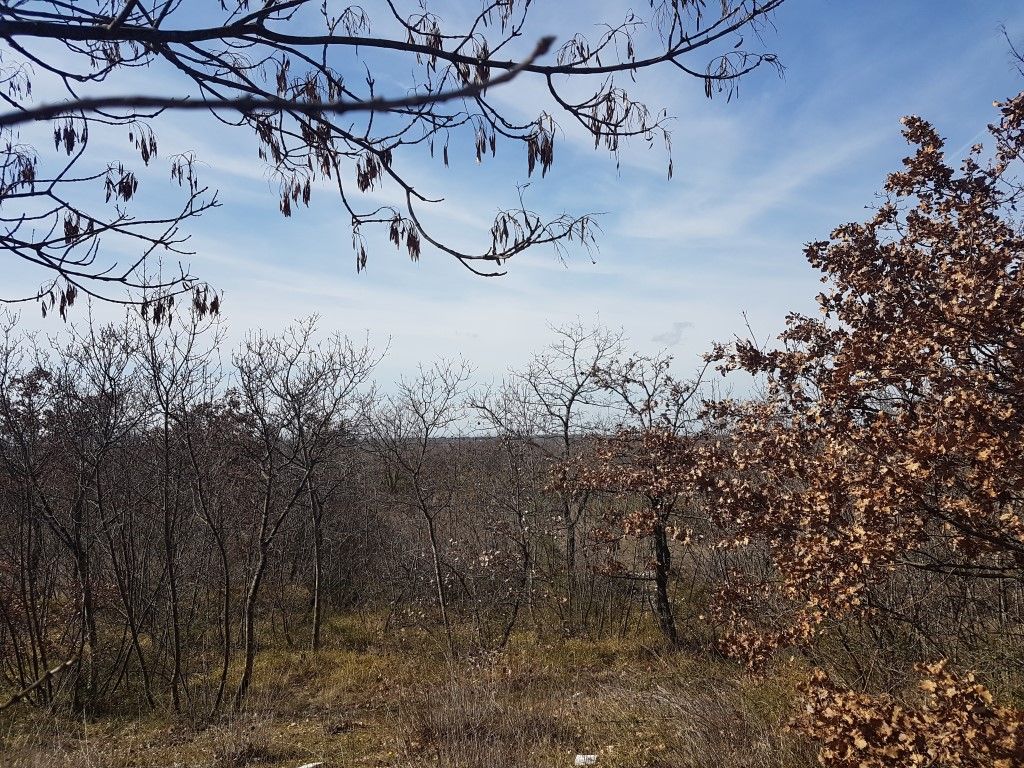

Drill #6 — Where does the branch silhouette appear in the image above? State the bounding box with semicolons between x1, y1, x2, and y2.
0;36;555;128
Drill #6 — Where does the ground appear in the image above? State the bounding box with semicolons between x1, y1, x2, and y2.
1;616;815;768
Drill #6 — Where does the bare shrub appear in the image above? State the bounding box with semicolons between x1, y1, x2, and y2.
207;712;279;768
393;668;569;767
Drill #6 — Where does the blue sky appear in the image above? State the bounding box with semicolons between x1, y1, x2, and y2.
9;0;1024;386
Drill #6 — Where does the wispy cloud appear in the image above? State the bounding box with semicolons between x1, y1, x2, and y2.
652;321;694;347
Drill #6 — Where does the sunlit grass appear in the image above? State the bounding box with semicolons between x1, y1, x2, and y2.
2;615;815;768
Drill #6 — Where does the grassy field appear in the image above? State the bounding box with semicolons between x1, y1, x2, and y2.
1;616;815;768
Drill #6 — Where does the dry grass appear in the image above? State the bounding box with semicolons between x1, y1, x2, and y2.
393;670;570;767
581;673;813;767
387;638;813;768
1;621;815;768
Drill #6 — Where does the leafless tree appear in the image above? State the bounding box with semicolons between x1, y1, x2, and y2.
588;352;709;645
370;358;472;656
489;321;623;633
255;318;378;650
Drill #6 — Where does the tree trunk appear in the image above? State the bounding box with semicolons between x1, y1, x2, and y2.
652;514;678;646
76;550;100;706
211;529;231;717
424;513;454;657
234;552;267;711
308;483;323;651
162;419;184;712
563;501;577;635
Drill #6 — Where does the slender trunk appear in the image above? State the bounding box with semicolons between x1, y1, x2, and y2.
308;483;323;651
563;500;577;635
561;423;578;636
77;549;99;704
518;512;534;632
20;509;47;704
424;513;454;657
211;529;231;717
652;513;678;646
234;551;267;711
72;470;98;710
162;417;183;712
101;473;156;710
108;544;156;709
181;413;230;716
235;467;308;710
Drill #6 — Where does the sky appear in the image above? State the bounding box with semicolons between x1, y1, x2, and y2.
7;0;1024;387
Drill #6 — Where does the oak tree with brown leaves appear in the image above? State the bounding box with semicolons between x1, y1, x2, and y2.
698;89;1024;668
650;86;1024;765
792;661;1024;768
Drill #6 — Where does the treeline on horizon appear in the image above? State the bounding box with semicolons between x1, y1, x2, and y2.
3;91;1024;767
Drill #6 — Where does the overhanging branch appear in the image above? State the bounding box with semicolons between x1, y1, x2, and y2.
0;36;555;128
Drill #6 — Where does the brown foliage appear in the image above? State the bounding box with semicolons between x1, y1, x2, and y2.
792;661;1024;767
700;90;1024;664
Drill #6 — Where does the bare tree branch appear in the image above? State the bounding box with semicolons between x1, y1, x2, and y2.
0;36;555;128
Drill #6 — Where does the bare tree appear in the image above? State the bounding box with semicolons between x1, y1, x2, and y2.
370;358;472;656
231;325;306;707
136;308;222;711
496;321;623;633
0;312;150;708
469;379;551;639
585;352;709;645
254;319;379;650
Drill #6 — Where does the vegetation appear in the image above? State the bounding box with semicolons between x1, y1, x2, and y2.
2;621;813;768
2;3;1024;768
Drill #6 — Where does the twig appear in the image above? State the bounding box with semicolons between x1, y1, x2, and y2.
0;657;77;712
107;0;139;31
0;36;555;128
